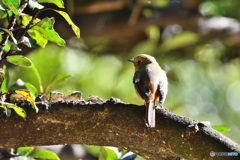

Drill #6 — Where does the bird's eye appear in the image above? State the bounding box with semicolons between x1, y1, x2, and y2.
137;60;141;64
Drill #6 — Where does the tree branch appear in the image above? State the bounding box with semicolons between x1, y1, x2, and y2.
0;98;239;159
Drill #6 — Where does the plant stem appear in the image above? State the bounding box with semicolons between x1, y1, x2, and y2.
31;64;43;94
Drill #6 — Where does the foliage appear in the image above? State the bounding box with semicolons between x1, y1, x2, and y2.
0;101;26;119
0;0;80;61
6;54;71;95
0;65;6;93
0;0;78;119
0;70;36;120
0;48;71;120
15;89;38;112
0;1;78;158
44;73;71;94
16;146;60;160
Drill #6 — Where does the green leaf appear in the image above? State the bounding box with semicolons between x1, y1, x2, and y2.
23;16;66;47
22;15;53;48
15;89;38;113
2;102;26;120
8;55;43;93
0;31;2;41
0;3;13;18
27;29;48;48
50;73;71;86
28;149;60;160
24;82;38;97
33;26;65;46
52;10;80;38
7;55;32;68
17;147;34;156
21;14;32;26
44;73;71;94
0;11;6;18
28;0;44;9
36;17;55;28
0;28;17;44
3;40;11;52
21;14;40;27
212;125;230;133
38;0;64;8
0;10;12;19
99;147;118;160
2;0;20;9
4;3;18;15
2;0;20;15
29;17;66;46
0;68;5;89
0;10;6;18
0;65;7;93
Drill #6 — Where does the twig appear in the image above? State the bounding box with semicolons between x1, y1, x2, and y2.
0;50;12;64
0;2;27;63
0;15;17;60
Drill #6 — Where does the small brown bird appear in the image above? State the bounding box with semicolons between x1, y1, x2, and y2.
128;54;168;128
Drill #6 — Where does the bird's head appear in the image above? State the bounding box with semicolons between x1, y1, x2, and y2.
128;54;157;71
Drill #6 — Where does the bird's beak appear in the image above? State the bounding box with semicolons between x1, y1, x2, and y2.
128;59;133;63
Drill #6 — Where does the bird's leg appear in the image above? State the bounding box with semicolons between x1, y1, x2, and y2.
158;102;164;109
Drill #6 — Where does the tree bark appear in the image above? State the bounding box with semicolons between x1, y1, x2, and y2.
0;98;239;160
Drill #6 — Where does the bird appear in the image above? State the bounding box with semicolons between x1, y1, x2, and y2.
128;54;168;128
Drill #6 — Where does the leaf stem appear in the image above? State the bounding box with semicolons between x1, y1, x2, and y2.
31;64;43;93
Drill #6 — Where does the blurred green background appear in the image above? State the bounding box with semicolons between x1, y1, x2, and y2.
5;0;240;159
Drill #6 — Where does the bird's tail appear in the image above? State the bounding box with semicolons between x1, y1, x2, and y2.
145;101;155;128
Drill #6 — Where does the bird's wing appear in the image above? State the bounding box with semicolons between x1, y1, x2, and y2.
133;75;151;101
